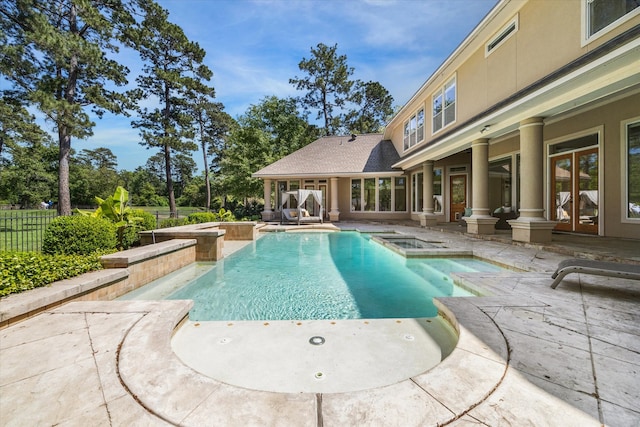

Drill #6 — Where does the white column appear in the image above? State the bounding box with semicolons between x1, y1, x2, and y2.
260;179;274;221
329;177;340;222
509;117;556;242
420;161;437;227
465;139;498;234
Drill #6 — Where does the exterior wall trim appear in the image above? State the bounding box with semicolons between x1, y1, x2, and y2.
392;24;640;169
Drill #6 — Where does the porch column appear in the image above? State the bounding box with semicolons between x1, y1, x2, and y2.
329;177;340;222
260;179;275;221
420;161;437;227
465;139;498;234
508;117;556;242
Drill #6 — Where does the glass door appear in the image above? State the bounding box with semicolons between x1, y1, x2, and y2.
449;175;466;222
575;148;598;234
551;154;573;232
550;148;598;234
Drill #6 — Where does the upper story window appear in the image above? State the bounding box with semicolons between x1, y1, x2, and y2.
485;15;518;57
432;77;456;134
403;107;425;151
584;0;640;43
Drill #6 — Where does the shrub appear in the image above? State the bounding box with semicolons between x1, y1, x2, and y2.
0;251;104;297
159;217;189;228
187;212;217;224
121;209;157;249
42;215;117;255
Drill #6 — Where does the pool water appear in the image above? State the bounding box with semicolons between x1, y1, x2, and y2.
128;232;502;321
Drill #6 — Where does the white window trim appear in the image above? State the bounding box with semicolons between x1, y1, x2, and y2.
403;107;425;152
581;0;640;47
351;176;407;212
485;15;519;57
621;116;640;223
432;75;457;136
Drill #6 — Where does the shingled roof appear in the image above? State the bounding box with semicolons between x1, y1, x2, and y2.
253;133;401;178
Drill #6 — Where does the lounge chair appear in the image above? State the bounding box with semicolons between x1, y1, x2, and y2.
281;208;323;225
550;258;640;289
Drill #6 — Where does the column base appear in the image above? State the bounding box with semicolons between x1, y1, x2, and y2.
260;210;275;221
420;214;438;227
329;211;340;222
464;217;499;235
508;219;557;243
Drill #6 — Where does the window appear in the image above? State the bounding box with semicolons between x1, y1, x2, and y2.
395;177;407;211
433;169;443;213
486;16;518;56
417;109;424;143
412;172;424;213
351;176;407;212
351;179;361;211
625;119;640;220
403;108;425;151
289;180;299;208
379;178;391;211
489;158;512;210
364;178;376;211
585;0;640;41
433;77;456;133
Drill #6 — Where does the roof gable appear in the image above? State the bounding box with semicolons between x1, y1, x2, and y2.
253;134;400;177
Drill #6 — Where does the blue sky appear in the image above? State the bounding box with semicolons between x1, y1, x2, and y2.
37;0;499;171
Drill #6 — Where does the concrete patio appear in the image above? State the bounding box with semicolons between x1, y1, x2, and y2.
0;223;638;426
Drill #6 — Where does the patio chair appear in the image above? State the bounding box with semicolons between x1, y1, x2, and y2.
550;258;640;289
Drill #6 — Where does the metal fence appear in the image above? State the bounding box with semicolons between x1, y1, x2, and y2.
0;211;58;252
0;209;204;252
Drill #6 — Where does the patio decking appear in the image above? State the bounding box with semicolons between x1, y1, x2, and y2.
0;223;638;426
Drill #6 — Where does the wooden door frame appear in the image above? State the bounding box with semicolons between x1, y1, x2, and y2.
449;174;467;222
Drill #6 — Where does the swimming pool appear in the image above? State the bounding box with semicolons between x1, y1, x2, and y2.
121;232;503;321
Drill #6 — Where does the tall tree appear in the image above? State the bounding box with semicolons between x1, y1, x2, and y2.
289;43;354;136
190;95;234;209
218;97;320;202
129;1;214;216
0;0;136;215
346;81;394;134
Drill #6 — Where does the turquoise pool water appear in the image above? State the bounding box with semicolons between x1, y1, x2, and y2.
130;232;501;321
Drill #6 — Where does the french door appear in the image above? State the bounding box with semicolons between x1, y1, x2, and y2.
550;148;598;234
449;175;467;222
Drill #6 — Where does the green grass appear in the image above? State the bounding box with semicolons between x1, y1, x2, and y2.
0;207;207;252
0;210;57;252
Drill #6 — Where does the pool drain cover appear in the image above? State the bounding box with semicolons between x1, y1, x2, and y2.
309;336;325;345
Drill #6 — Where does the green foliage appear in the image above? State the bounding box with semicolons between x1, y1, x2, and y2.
159;217;189;228
77;186;144;250
129;0;215;215
290;43;355;135
42;216;117;255
121;209;157;249
0;0;138;214
0;251;103;297
187;212;217;224
345;81;394;134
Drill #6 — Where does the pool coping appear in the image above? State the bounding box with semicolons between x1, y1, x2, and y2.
53;295;509;425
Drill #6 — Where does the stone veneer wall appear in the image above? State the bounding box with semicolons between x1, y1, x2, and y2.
0;239;197;328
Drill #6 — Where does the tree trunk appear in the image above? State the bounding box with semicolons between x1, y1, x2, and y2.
165;143;176;217
57;126;72;215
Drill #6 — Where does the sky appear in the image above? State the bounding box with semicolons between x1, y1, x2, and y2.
25;0;499;172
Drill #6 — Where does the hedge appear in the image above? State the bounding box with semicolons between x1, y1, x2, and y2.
0;251;104;297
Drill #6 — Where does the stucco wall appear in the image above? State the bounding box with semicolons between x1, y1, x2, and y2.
544;92;640;239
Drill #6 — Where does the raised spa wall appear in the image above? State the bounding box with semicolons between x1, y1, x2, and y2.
0;221;259;328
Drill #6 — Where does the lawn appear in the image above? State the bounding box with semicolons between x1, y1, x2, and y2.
0;209;57;252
